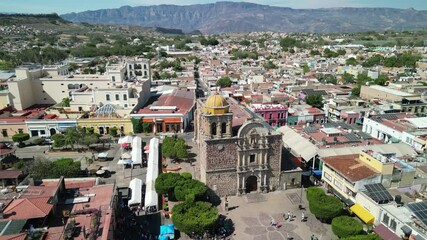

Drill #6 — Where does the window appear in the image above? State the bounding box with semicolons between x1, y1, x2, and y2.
334;179;343;189
62;91;65;93
211;122;217;136
323;172;332;181
115;94;120;100
78;107;83;111
249;154;256;163
41;84;44;86
43;98;47;100
269;113;272;119
18;129;23;133
389;219;397;231
123;94;127;100
40;130;46;135
1;129;7;137
61;83;64;86
124;104;128;108
221;122;227;134
112;76;116;82
106;94;110;101
382;214;389;225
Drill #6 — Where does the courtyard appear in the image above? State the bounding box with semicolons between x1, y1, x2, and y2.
220;189;336;240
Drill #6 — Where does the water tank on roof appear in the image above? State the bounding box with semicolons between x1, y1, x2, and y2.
395;195;402;205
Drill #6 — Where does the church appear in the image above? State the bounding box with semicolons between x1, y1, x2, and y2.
194;94;283;196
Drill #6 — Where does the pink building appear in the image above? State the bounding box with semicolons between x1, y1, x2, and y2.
250;103;288;127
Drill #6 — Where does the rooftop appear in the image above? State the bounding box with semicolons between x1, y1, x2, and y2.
137;89;195;115
322;154;379;182
369;85;415;97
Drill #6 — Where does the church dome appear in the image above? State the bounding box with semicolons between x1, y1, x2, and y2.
206;95;228;108
203;94;229;114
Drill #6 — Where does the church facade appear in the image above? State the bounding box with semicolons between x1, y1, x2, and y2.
194;95;282;196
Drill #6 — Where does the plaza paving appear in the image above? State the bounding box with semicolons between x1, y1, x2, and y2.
221;190;336;240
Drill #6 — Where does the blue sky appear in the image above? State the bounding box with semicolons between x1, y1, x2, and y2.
3;0;427;14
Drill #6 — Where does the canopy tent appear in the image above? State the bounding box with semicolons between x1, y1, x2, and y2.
277;126;318;162
118;135;133;145
97;152;108;158
128;178;143;206
121;152;132;159
131;136;142;166
117;159;133;165
159;224;175;240
145;138;160;209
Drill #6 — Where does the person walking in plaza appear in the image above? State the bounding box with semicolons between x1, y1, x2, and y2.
301;211;305;222
287;211;291;221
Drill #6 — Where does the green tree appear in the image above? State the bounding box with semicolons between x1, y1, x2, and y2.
12;133;30;146
301;64;310;73
263;61;277;70
80;134;99;149
346;57;358;66
155;172;185;196
216;77;232;88
280;37;297;50
61;98;70;107
109;127;118;137
30;158;83;179
142;122;153;133
172;201;219;235
374;74;388;86
341;73;355;84
64;128;80;150
332;216;363;238
310;50;321;56
305;95;323;109
239;39;251;46
131;118;143;133
175;179;208;202
51;133;65;148
0;60;13;70
152;71;161;80
351;85;361;97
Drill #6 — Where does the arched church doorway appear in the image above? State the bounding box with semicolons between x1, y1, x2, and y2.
246;176;258;193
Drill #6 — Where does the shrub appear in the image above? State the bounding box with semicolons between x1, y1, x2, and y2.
307;187;343;222
332;216;363;238
31;137;45;145
341;234;381;240
12;133;30;143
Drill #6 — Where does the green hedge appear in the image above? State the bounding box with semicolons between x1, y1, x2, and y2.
307;187;344;222
340;234;381;240
332;216;363;238
155;172;184;195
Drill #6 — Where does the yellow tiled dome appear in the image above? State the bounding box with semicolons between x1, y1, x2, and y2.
206;95;228;108
203;95;229;114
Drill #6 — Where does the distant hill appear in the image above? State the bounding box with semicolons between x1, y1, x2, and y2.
61;2;427;34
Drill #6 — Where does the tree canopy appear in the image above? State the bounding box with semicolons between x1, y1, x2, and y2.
30;158;83;180
305;94;323;109
172;201;219;235
155;172;185;196
174;179;208;202
12;133;30;144
216;77;232;88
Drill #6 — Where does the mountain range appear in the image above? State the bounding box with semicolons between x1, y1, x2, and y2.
61;1;427;34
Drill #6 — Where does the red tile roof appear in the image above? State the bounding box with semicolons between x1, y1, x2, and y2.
322;154;379;182
3;197;52;220
137;89;195;115
0;233;26;240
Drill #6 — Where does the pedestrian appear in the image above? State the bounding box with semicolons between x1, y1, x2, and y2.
271;219;276;226
287;211;291;220
287;233;291;240
311;234;315;240
301;212;305;222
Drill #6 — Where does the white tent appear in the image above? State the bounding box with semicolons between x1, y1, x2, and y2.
128;178;143;206
145;138;159;209
118;135;133;145
131;136;142;166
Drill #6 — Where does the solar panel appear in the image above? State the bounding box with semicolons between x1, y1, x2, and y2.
365;183;394;204
344;133;360;142
408;201;427;227
323;123;337;128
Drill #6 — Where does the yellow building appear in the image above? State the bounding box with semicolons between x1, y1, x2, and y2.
359;150;394;175
76;105;131;135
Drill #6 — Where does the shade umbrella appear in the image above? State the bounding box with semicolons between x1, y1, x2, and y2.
117;159;133;165
144;145;150;150
101;166;109;171
96;170;105;175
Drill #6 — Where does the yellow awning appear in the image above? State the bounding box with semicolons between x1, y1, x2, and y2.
350;203;374;224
